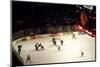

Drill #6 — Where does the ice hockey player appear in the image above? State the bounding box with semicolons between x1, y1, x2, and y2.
26;54;31;63
72;32;76;39
18;44;22;54
60;40;63;46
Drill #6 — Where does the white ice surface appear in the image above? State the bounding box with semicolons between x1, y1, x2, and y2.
12;32;95;65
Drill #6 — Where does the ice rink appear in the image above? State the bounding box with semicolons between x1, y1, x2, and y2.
12;32;96;65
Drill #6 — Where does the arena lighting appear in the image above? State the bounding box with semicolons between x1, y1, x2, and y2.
94;17;96;19
79;7;82;9
84;5;93;10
